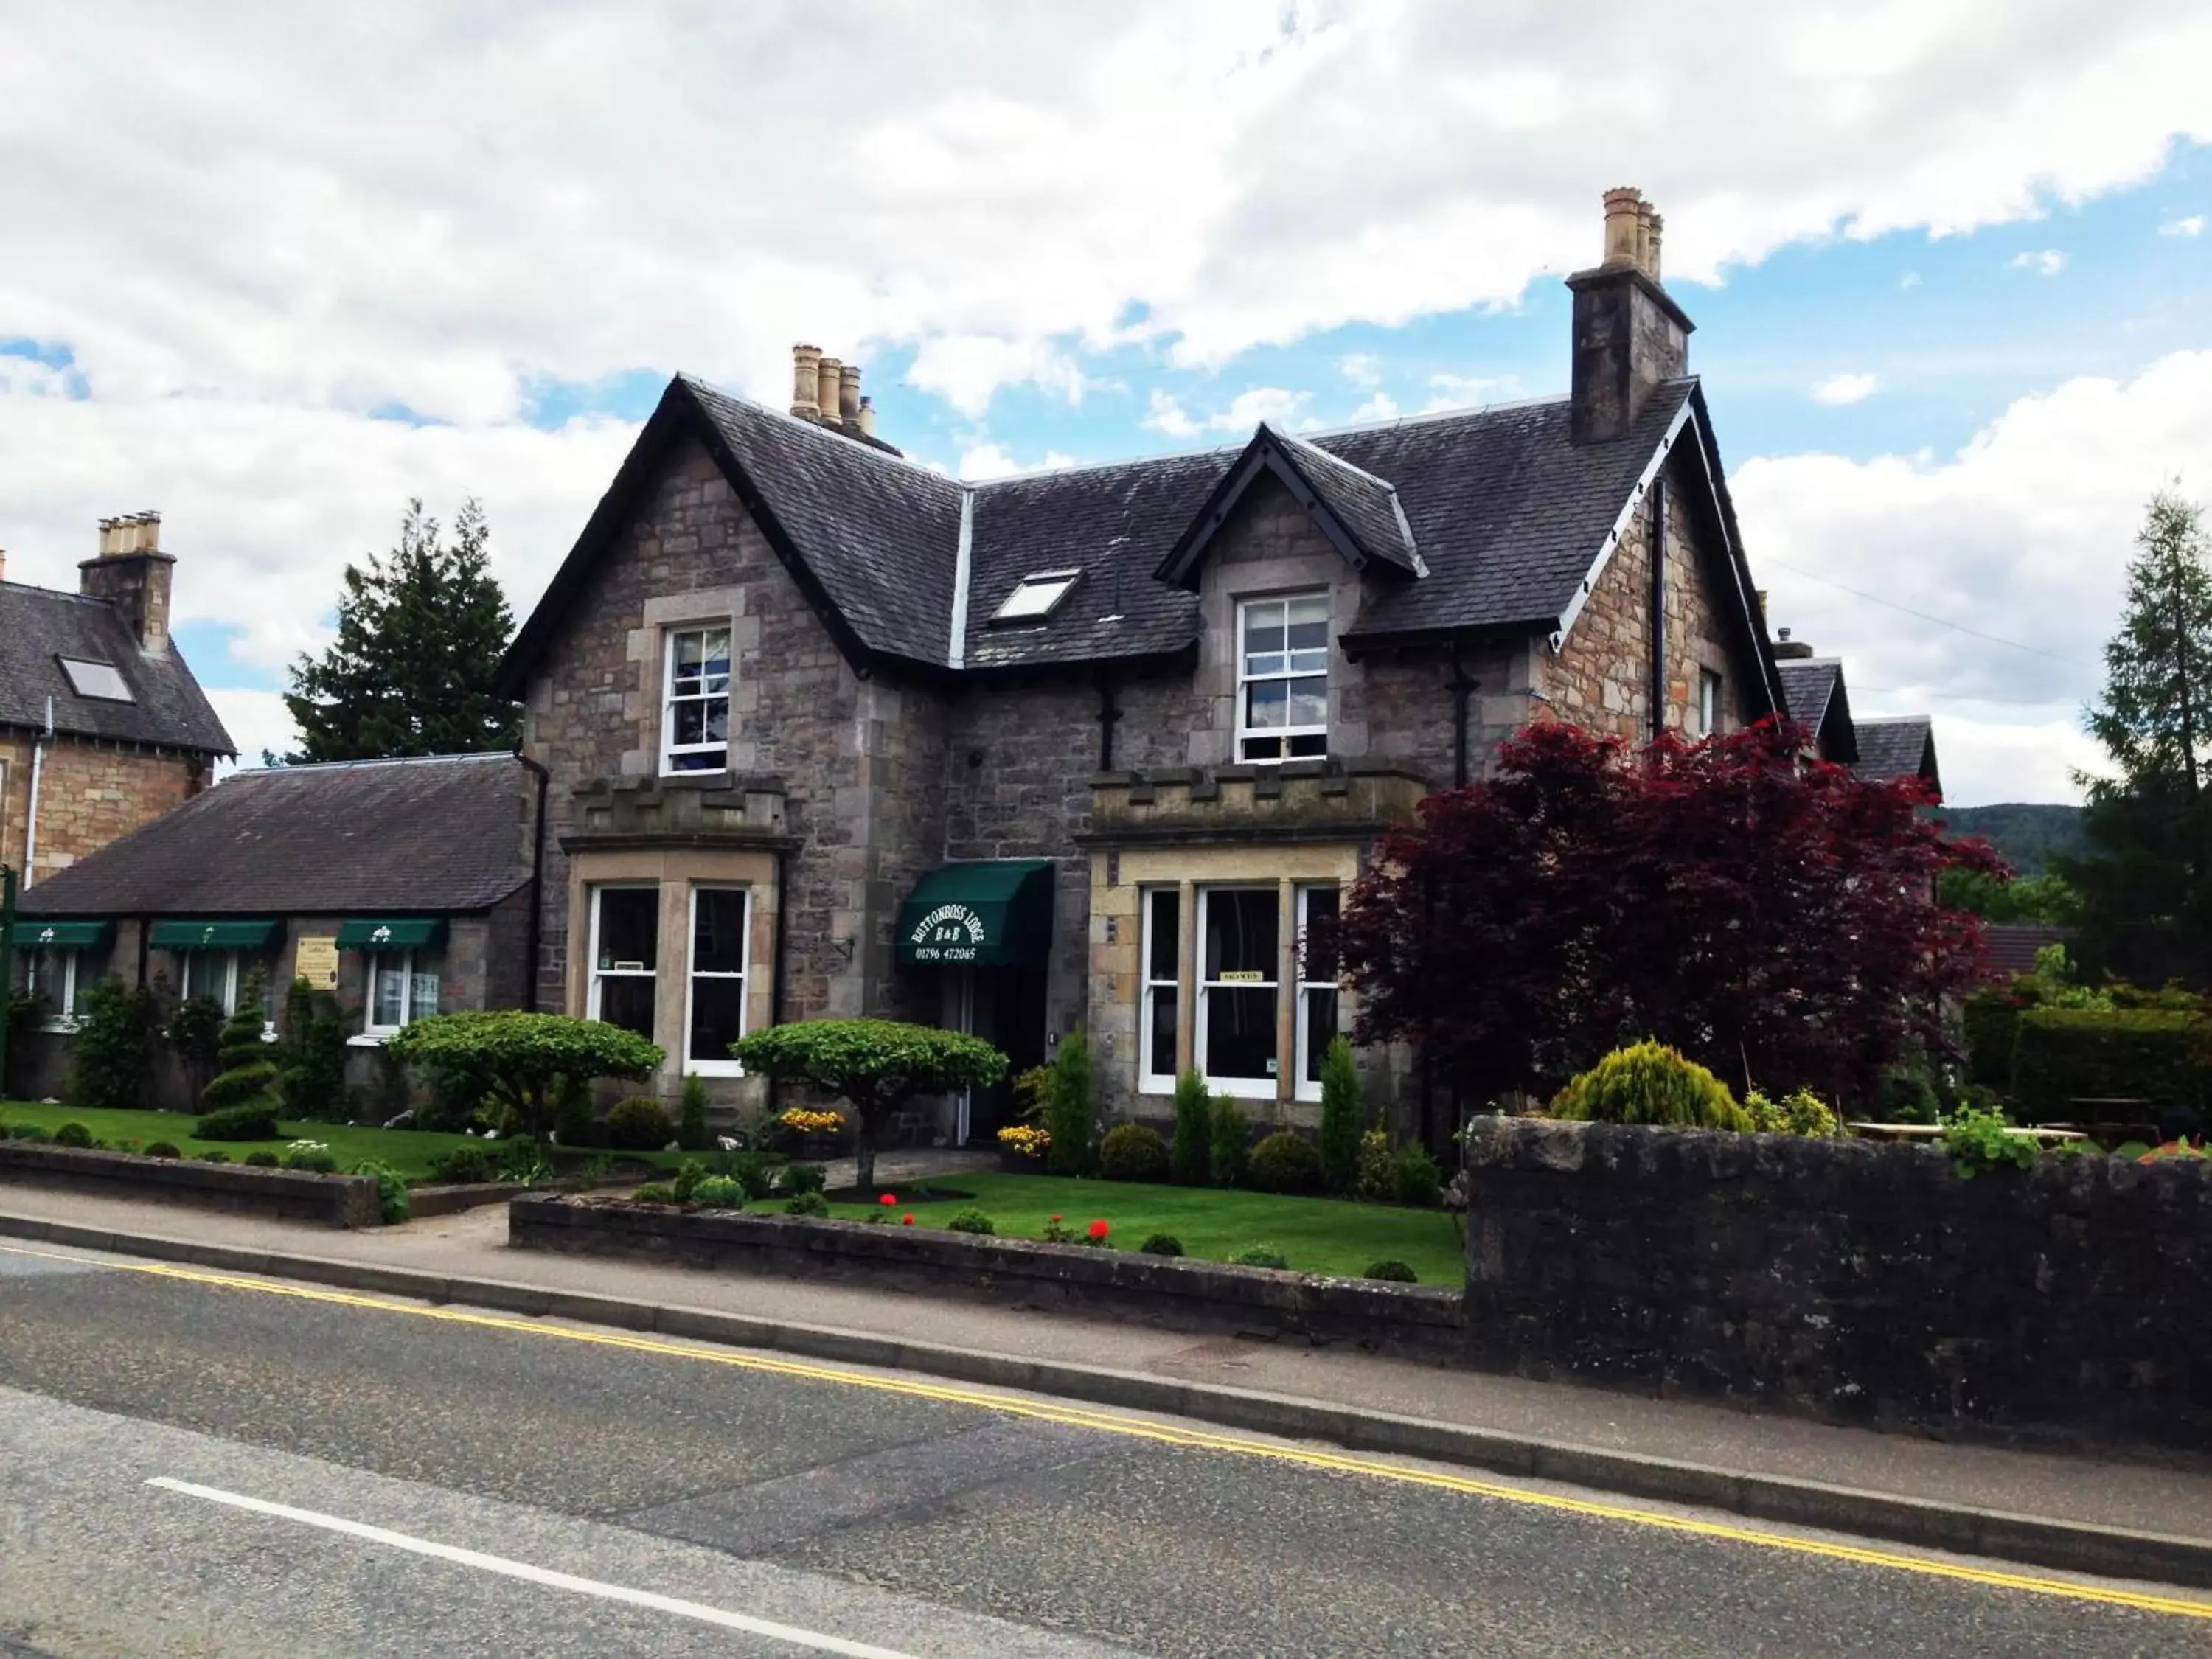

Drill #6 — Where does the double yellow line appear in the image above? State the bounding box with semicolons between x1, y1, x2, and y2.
12;1241;2212;1624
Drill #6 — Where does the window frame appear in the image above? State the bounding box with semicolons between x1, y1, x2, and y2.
587;883;661;1040
179;949;241;1017
659;625;733;776
1293;884;1341;1103
1235;592;1331;763
683;885;750;1078
25;947;80;1030
1194;885;1281;1100
363;948;440;1037
1697;669;1723;738
1139;888;1180;1093
990;568;1082;625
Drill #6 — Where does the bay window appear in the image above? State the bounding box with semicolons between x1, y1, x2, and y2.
589;886;658;1040
686;886;748;1074
1197;886;1280;1096
1237;593;1329;762
1140;888;1180;1091
1295;885;1341;1100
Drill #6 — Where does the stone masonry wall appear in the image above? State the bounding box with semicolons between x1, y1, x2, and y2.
1545;456;1748;740
0;733;206;886
1463;1116;2212;1450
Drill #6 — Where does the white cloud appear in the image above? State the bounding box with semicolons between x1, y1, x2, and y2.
2160;213;2206;237
1810;372;1879;405
1339;352;1381;386
1141;389;1200;437
2011;248;2067;276
1898;271;1922;289
1926;714;2104;807
1736;349;2212;804
1208;386;1309;430
1349;391;1399;422
956;442;1077;481
1423;372;1523;413
205;687;299;770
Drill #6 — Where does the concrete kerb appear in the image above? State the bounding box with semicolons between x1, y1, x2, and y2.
2;1207;2208;1593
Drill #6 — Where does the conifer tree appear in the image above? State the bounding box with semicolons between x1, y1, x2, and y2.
202;971;278;1111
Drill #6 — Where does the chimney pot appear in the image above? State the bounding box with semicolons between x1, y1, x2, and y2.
838;363;863;423
790;343;823;419
1602;187;1645;267
1567;187;1691;444
815;356;842;425
857;394;876;439
1641;208;1664;282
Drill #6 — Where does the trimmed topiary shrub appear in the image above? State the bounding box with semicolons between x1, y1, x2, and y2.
201;971;279;1116
1248;1130;1321;1194
1747;1088;1841;1136
1551;1040;1751;1131
1363;1259;1418;1282
198;1150;231;1164
1044;1029;1094;1176
243;1150;280;1167
1097;1121;1169;1183
691;1175;743;1208
1388;1143;1443;1207
195;1104;281;1141
143;1141;181;1159
1208;1093;1249;1186
1317;1034;1362;1194
51;1121;95;1149
947;1207;995;1234
678;1073;712;1152
278;978;350;1122
1169;1069;1211;1185
1230;1243;1288;1270
2011;1006;2212;1124
388;1010;664;1141
1352;1127;1394;1202
784;1189;829;1217
605;1095;676;1151
1139;1231;1185;1256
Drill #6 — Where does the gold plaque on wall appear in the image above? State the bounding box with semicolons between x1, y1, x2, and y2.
294;936;339;992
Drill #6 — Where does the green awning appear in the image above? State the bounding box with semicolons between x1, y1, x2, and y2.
896;860;1054;967
149;919;280;951
335;918;448;950
5;919;113;949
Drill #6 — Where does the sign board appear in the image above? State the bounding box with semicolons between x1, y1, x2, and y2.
907;902;987;964
294;936;339;992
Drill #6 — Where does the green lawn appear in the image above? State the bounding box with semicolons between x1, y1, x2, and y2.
822;1171;1465;1285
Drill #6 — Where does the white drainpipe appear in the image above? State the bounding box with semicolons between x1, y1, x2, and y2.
23;696;52;888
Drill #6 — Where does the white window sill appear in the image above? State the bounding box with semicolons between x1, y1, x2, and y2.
686;1060;744;1078
1138;1076;1179;1097
1205;1076;1279;1101
38;1020;80;1035
349;1032;397;1047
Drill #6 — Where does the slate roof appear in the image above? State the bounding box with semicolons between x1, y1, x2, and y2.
18;752;532;917
1980;923;2073;981
502;373;1765;702
1776;658;1858;764
0;582;233;754
1852;716;1940;795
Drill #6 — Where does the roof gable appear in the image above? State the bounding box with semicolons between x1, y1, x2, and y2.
1777;658;1858;763
0;582;233;754
1853;716;1940;798
1155;424;1424;591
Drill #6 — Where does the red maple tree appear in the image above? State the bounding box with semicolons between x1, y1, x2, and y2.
1330;719;2000;1117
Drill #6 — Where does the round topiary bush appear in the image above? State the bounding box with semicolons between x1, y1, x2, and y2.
605;1095;677;1151
1230;1242;1289;1269
51;1121;95;1149
195;1104;281;1141
243;1150;280;1167
1247;1130;1321;1194
784;1189;830;1217
1551;1040;1751;1131
1139;1231;1185;1256
691;1175;743;1208
1096;1122;1170;1183
143;1141;181;1159
428;1145;496;1186
946;1207;995;1234
198;1150;231;1164
1363;1259;1419;1283
629;1181;678;1203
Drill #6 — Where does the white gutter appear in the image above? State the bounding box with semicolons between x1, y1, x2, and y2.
23;695;52;888
947;488;975;669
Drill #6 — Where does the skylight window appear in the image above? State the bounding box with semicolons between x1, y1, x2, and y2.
990;569;1081;624
58;657;133;703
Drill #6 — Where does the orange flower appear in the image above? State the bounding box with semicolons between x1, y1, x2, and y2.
880;1192;897;1206
1088;1219;1110;1240
902;1213;916;1225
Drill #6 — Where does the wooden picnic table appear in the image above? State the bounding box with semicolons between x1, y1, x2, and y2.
1846;1121;2087;1144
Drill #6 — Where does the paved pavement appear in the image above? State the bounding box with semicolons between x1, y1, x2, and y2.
2;1235;2208;1658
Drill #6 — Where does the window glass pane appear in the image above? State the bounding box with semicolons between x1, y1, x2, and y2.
411;964;440;1020
673;701;708;745
1242;602;1285;661
1204;889;1278;981
372;958;406;1028
1287;677;1327;727
598;976;655;1040
699;629;731;680
674;630;706;675
689;975;746;1063
702;700;728;742
1304;987;1339;1082
597;889;658;970
1241;734;1284;761
1300;887;1340;981
1287;732;1327;757
1286;593;1331;630
1206;986;1277;1079
692;890;747;975
1147;986;1179;1078
1245;678;1288;730
1146;889;1179;981
668;749;722;773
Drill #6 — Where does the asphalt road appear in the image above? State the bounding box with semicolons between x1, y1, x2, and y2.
0;1241;2205;1658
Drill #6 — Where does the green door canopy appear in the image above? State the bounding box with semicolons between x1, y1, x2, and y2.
5;919;113;949
149;919;280;951
335;918;448;950
897;860;1055;967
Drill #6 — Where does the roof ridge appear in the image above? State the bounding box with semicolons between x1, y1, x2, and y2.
1304;390;1571;443
965;437;1245;490
678;375;960;493
234;751;515;776
0;580;116;607
1270;424;1402;494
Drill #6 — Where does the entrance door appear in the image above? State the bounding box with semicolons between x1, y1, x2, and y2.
947;965;1047;1144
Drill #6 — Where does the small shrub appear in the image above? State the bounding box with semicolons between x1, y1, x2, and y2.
1045;1030;1094;1175
1248;1130;1321;1194
1009;1063;1055;1121
1097;1121;1169;1183
1363;1259;1419;1283
143;1141;181;1159
1551;1041;1750;1131
1169;1070;1211;1184
553;1077;599;1149
1040;1214;1077;1244
51;1121;95;1149
671;1158;709;1202
496;1135;552;1186
1388;1143;1443;1207
277;979;349;1122
1317;1035;1363;1194
1139;1231;1184;1256
195;1103;280;1142
67;977;161;1110
678;1074;712;1152
691;1175;743;1208
630;1181;678;1203
352;1161;409;1223
776;1161;827;1197
783;1189;829;1217
1938;1105;2038;1178
428;1145;496;1186
1352;1127;1394;1202
1208;1094;1250;1186
946;1208;996;1234
283;1139;338;1173
1747;1088;1841;1137
719;1149;776;1200
1230;1243;1288;1270
198;1150;231;1164
605;1095;676;1151
1874;1062;1941;1125
243;1150;280;1168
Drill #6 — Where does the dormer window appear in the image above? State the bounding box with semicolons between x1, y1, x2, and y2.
991;569;1080;624
58;657;133;703
661;627;731;774
1237;593;1329;761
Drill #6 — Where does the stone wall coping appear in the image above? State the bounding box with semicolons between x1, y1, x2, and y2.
574;773;789;799
1091;759;1431;790
0;1141;383;1228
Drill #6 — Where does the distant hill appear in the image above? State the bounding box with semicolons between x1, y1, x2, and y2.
1929;803;2087;877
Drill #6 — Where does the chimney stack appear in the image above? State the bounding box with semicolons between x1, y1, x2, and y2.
815;356;843;426
79;509;175;653
1566;187;1692;445
856;395;876;439
1773;627;1816;661
838;362;863;425
790;343;823;419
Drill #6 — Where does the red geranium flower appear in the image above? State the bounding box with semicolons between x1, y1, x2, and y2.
1088;1219;1110;1240
902;1213;916;1225
1049;1214;1063;1222
880;1192;897;1206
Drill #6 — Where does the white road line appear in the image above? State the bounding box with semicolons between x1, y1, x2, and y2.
145;1477;925;1658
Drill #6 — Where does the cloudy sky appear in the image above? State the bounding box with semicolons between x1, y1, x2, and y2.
4;1;2210;803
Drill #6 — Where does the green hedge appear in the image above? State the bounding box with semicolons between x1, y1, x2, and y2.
2010;1007;2212;1124
1961;988;2026;1090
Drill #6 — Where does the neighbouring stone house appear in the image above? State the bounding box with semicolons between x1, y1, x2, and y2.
1773;634;1941;797
8;753;538;1110
497;189;1816;1147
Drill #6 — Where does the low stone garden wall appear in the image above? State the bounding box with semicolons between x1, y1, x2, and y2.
1461;1116;2212;1451
0;1141;383;1228
509;1196;1462;1358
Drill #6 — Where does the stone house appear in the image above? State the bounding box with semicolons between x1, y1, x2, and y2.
497;189;1804;1147
1774;636;1941;798
9;753;538;1109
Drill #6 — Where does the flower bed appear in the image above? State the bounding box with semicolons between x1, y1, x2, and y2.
0;1138;383;1228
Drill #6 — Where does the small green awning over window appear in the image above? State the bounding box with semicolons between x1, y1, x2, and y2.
149;919;280;951
896;860;1054;967
5;919;113;949
335;918;448;950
